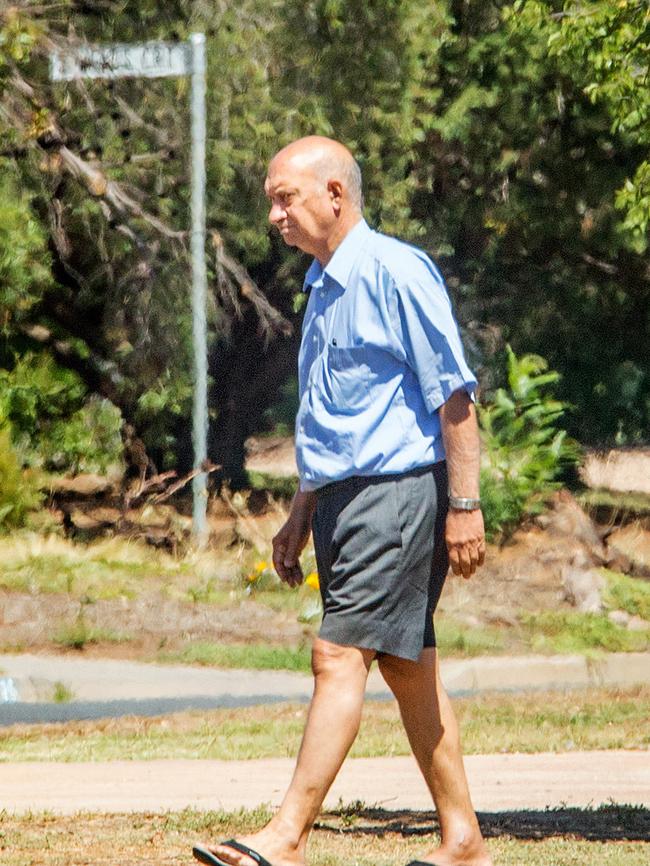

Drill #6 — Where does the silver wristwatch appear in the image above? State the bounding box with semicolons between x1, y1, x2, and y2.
448;495;482;511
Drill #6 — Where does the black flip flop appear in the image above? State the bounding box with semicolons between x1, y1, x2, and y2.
405;861;442;866
193;840;274;866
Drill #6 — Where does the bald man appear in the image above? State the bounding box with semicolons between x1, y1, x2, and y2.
193;137;492;866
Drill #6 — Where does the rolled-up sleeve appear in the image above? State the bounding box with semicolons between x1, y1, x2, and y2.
394;263;477;414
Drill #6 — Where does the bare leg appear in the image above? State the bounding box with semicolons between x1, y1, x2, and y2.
377;648;492;866
201;638;375;866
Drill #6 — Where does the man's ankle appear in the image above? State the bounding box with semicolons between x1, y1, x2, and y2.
441;823;487;854
265;814;308;852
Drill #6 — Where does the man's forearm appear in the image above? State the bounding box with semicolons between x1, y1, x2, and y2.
292;489;317;521
438;389;480;498
438;389;485;579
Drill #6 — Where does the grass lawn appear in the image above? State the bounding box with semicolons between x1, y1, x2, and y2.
157;641;313;672
0;805;647;865
1;686;648;762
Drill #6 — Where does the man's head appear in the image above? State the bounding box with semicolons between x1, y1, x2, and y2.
264;136;363;263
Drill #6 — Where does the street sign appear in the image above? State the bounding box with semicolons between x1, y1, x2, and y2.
50;40;190;81
49;34;210;543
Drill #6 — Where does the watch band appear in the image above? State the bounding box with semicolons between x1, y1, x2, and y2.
448;495;482;511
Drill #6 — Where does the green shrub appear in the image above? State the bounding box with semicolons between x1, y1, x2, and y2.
0;424;42;530
0;163;53;321
44;396;123;473
479;347;580;538
0;353;122;472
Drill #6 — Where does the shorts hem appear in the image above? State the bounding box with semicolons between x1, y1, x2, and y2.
317;623;434;662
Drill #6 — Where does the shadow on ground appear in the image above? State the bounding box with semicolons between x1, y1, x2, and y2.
317;804;650;842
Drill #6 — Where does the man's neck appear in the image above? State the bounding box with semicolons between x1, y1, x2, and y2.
315;213;363;266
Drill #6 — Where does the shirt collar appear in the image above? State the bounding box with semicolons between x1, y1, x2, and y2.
302;219;372;291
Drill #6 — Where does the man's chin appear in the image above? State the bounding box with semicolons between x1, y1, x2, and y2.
278;227;311;253
279;229;299;248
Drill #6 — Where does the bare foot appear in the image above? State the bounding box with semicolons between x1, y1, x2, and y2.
196;825;305;866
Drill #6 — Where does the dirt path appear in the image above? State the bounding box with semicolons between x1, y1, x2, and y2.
3;751;649;815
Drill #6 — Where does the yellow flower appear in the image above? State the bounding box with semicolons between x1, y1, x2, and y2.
255;560;268;573
246;572;257;583
305;572;320;591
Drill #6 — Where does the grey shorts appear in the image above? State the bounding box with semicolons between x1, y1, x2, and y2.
311;461;449;661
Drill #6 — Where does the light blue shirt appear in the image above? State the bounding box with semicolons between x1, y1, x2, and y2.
296;219;477;491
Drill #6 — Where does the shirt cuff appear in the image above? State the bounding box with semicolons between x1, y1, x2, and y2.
422;374;478;414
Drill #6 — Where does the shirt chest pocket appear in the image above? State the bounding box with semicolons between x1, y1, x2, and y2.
320;345;371;414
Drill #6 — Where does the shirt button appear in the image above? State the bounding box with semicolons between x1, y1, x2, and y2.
313;335;318;342
320;290;325;298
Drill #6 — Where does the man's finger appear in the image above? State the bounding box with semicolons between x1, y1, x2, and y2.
457;546;472;579
284;548;298;568
477;541;486;567
273;541;291;583
272;542;285;568
448;546;462;576
284;562;303;588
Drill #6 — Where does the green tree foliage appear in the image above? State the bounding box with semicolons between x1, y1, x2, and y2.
0;166;53;342
533;0;650;252
0;353;122;472
479;347;580;538
273;0;450;239
417;0;649;444
0;424;42;530
0;0;648;488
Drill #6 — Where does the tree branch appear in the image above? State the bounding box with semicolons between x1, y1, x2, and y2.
56;145;186;240
6;65;292;346
210;230;293;340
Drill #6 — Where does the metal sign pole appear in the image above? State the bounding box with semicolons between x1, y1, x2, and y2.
189;33;208;543
49;34;209;542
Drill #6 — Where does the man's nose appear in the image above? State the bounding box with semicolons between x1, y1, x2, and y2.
268;202;286;225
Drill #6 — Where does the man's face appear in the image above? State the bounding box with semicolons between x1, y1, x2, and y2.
264;155;334;257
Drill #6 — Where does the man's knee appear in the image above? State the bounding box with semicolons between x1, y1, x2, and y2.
311;638;374;679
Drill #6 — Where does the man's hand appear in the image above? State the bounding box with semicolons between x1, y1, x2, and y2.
445;508;486;579
272;490;317;587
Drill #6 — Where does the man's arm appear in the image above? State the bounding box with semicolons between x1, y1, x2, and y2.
272;489;317;587
438;389;486;579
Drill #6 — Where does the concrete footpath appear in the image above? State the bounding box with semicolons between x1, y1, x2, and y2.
1;651;649;725
2;751;649;815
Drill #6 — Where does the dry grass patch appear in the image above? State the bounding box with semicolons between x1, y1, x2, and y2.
0;806;648;866
1;686;648;763
0;533;200;599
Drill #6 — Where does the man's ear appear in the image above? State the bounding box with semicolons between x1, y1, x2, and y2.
328;180;343;213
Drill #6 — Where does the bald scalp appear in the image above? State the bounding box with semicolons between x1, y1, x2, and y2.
270;136;363;211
